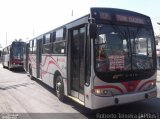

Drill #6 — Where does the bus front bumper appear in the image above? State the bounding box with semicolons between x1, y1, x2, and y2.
91;87;157;109
11;64;24;69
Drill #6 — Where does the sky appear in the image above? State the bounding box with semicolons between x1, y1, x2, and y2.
0;0;160;47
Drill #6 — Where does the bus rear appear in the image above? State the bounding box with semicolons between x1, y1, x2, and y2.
89;8;157;109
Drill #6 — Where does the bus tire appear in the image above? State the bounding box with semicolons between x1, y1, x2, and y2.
3;65;5;68
29;65;34;80
55;75;65;102
8;63;11;70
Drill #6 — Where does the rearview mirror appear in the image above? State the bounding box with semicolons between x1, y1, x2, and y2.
89;23;97;39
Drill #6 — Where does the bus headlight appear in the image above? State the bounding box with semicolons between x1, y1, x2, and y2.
150;82;155;88
143;82;156;91
92;88;112;97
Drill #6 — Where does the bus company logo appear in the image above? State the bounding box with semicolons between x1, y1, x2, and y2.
113;74;123;79
125;73;138;78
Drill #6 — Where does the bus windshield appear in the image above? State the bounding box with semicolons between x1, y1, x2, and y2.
95;24;155;72
11;44;24;59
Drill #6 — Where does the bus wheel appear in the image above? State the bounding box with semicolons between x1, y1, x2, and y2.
3;65;5;68
29;65;33;80
8;62;11;70
55;75;65;102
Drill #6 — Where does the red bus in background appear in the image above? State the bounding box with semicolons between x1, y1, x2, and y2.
2;41;25;70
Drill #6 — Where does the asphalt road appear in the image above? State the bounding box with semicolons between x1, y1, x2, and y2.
0;64;160;119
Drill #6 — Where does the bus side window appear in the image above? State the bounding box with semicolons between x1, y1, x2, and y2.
45;34;51;44
53;42;66;54
29;40;33;54
51;32;56;42
52;29;66;54
56;29;63;41
33;39;37;54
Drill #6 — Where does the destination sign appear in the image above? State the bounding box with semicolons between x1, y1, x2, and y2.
90;8;150;25
116;14;146;24
99;12;112;21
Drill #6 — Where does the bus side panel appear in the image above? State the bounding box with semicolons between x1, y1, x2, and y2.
28;54;37;77
4;54;10;67
2;46;10;68
40;54;67;88
24;43;29;72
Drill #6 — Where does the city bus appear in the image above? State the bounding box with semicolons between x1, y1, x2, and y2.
24;8;157;109
2;41;25;70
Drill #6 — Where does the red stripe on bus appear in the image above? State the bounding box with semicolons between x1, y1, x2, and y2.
28;55;65;77
138;80;156;91
29;55;36;63
121;80;141;92
41;60;57;77
50;56;64;74
28;56;36;68
41;56;62;72
93;85;124;94
41;56;65;77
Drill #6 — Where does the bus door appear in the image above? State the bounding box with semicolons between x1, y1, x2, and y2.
70;26;86;102
37;38;42;78
25;43;29;72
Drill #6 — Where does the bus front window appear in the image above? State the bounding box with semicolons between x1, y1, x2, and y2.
95;24;154;72
11;45;24;59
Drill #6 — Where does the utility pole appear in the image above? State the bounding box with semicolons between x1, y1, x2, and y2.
33;28;35;36
71;9;73;17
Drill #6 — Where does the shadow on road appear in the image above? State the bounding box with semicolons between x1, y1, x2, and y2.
1;65;27;74
0;82;35;90
11;68;27;74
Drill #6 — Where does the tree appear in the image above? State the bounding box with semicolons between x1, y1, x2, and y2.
19;39;23;41
14;39;23;42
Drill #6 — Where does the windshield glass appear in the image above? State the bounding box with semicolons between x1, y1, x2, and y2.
95;24;154;72
11;44;24;59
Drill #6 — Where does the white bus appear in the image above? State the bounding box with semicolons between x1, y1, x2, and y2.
24;8;157;109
